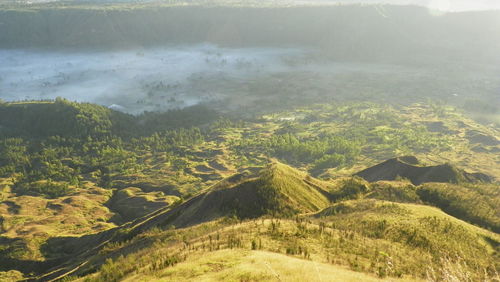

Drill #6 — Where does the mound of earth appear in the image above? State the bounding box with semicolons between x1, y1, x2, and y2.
107;187;180;223
157;161;331;228
355;156;491;185
425;121;457;134
466;130;500;146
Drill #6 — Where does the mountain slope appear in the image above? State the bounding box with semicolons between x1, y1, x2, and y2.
1;160;497;281
62;199;499;282
20;162;332;280
1;5;499;66
122;249;391;282
152;161;332;228
355;156;492;185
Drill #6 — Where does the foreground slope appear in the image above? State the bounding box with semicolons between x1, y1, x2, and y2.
122;249;394;282
19;161;497;282
1;153;498;281
14;162;330;280
68;200;498;282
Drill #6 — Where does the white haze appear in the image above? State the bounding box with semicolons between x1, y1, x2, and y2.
330;0;500;11
0;45;410;114
2;44;497;115
0;45;304;113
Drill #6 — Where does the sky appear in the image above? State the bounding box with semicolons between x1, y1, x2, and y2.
407;0;500;11
320;0;500;11
13;0;500;12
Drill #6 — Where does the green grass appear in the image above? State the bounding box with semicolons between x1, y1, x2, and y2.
417;182;500;232
0;100;498;280
129;249;396;282
65;199;498;281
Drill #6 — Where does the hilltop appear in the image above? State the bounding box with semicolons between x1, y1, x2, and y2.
355;156;492;185
156;162;332;227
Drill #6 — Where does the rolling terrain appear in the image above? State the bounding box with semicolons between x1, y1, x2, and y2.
6;161;498;281
0;100;498;281
0;2;499;281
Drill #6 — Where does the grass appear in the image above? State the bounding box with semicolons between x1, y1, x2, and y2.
313;199;500;279
256;162;331;213
67;200;498;281
0;101;498;280
127;249;399;282
47;174;498;281
417;182;500;232
0;270;23;282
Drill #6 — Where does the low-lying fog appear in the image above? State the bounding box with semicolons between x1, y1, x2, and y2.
0;45;298;113
0;45;415;114
1;44;498;115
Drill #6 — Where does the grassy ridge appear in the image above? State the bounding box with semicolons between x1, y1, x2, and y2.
144;162;332;228
417;183;500;232
125;249;389;282
64;200;498;281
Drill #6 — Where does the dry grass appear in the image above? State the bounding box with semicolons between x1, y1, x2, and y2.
124;249;410;282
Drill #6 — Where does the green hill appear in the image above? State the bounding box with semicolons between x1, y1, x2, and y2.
417;182;500;232
0;100;218;139
0;99;135;138
157;162;332;227
0;100;498;281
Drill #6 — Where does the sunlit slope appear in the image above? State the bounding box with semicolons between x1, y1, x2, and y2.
148;161;332;227
2;160;496;281
122;249;399;282
10;162;331;280
417;182;500;232
72;200;498;281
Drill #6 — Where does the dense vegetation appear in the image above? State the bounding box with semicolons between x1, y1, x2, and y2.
235;133;361;169
0;100;218;198
418;183;500;232
0;100;450;198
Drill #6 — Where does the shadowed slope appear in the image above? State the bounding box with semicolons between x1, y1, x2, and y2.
355;156;492;185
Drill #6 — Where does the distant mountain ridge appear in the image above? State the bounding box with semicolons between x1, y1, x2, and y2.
1;5;499;65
